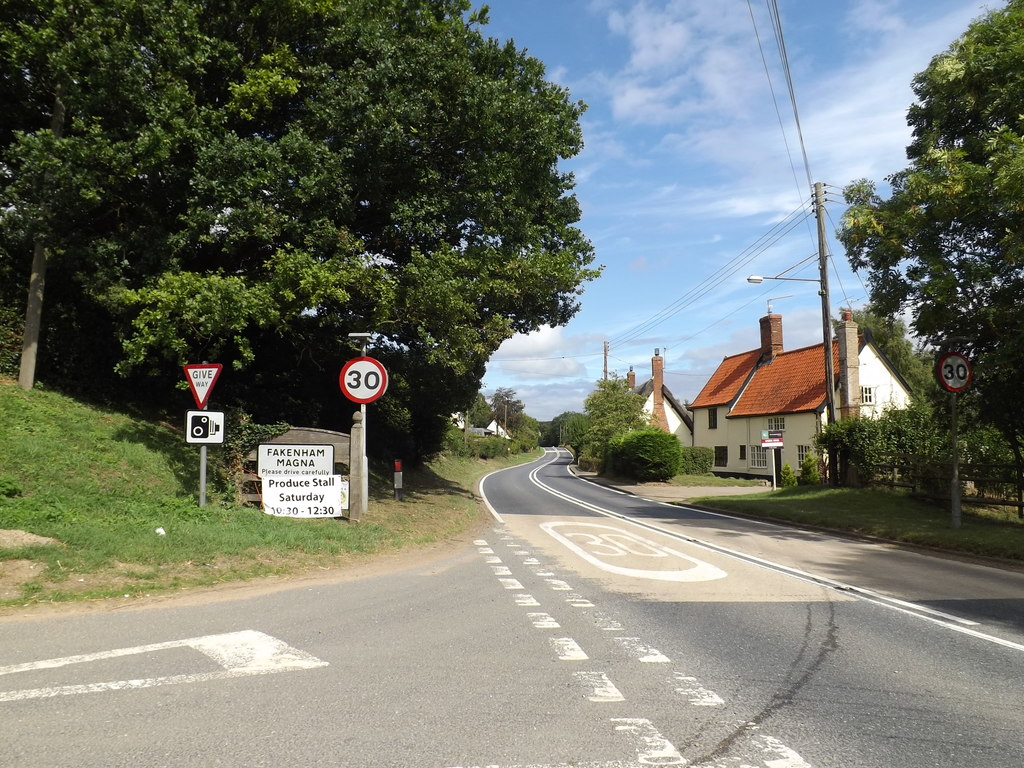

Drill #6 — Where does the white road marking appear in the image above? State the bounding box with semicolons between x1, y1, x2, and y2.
545;578;574;591
534;570;556;576
550;638;589;660
575;671;625;702
700;733;813;768
523;557;541;565
485;556;503;564
616;637;670;663
492;565;513;576
474;540;490;546
566;593;595;608
0;630;326;702
672;673;725;707
527;613;561;629
515;594;541;607
542;521;727;583
499;578;525;590
593;612;625;631
612;718;686;765
514;550;532;556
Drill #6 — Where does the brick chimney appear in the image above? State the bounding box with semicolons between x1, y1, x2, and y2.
838;310;861;419
759;313;783;363
627;366;636;390
651;349;670;432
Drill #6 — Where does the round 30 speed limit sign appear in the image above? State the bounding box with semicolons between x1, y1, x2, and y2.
340;356;389;403
937;352;972;393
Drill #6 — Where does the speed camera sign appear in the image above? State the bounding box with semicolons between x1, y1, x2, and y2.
937;352;972;393
339;356;389;403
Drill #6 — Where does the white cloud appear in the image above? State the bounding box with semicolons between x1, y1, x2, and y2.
489;326;598;380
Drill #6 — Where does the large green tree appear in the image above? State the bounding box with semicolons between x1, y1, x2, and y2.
838;0;1024;464
582;377;646;468
0;0;598;459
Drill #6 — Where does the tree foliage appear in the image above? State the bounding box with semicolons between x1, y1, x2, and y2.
0;0;598;460
540;410;590;449
837;0;1024;461
606;428;682;482
490;387;526;434
582;377;647;468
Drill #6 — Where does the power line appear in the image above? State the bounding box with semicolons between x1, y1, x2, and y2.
607;199;814;348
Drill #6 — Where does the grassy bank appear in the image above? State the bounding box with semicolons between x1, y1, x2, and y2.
0;380;531;607
690;485;1024;562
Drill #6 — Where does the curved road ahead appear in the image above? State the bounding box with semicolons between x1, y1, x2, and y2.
2;448;1022;767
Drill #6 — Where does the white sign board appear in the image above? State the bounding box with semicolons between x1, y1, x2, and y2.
185;410;226;444
258;444;334;477
261;475;348;517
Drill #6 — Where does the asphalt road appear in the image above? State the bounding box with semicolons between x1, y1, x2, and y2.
2;448;1022;767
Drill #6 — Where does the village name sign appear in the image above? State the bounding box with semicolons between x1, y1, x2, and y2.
257;444;348;518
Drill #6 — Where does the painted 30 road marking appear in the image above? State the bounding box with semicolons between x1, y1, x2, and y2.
541;521;727;582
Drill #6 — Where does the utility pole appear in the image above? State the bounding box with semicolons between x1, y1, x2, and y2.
603;341;609;380
815;181;838;485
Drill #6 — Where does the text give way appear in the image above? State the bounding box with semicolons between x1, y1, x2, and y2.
0;630;327;702
541;522;727;582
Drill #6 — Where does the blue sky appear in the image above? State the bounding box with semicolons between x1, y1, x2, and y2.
476;0;998;421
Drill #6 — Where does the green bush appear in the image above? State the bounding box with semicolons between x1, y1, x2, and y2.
679;446;714;475
780;463;798;487
798;452;820;485
607;429;682;482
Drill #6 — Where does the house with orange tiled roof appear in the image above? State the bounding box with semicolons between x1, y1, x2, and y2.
626;349;694;445
690;311;911;481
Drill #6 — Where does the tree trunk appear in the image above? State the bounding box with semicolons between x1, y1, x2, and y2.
18;84;65;391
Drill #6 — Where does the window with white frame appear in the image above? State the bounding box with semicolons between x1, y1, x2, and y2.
798;444;811;465
767;416;785;431
861;386;876;405
750;445;768;469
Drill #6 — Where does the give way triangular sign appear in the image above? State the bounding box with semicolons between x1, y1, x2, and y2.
183;364;223;409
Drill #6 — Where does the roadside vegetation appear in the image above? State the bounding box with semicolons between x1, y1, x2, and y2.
0;380;531;609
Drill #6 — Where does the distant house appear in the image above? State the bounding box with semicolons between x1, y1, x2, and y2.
628;349;694;445
689;311;911;481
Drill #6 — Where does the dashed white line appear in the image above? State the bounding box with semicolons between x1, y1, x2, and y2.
491;565;513;576
593;612;625;631
566;593;596;608
575;671;625;703
514;594;541;607
527;613;561;629
545;578;574;591
616;637;670;663
551;638;589;661
499;578;524;590
672;672;725;707
612;718;685;765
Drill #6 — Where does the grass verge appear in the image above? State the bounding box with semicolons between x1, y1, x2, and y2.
0;380;535;608
689;485;1024;562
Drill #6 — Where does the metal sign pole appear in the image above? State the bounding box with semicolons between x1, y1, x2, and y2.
950;391;961;529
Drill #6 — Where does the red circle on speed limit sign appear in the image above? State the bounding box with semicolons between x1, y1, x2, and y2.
937;352;972;393
340;356;389;403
